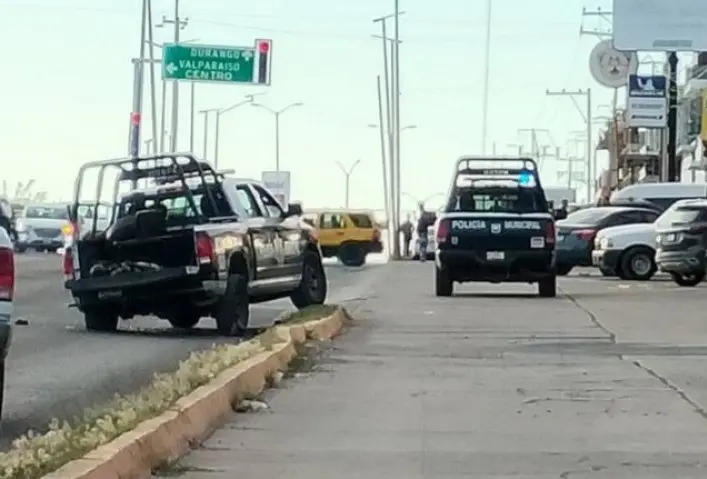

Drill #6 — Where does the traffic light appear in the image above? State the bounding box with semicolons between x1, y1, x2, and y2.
255;39;272;85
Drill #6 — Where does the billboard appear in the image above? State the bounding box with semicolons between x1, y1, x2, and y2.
613;0;707;51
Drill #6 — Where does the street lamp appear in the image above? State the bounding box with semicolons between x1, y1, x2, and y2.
336;159;361;208
198;108;219;162
251;102;303;171
368;123;416;132
214;93;266;168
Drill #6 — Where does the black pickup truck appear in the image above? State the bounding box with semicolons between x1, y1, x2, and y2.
434;157;557;297
63;154;327;336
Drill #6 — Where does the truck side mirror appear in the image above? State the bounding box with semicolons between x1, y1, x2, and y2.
286;203;303;217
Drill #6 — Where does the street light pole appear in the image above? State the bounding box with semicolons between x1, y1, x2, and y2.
251;102;304;171
198;108;218;160
336;159;362;208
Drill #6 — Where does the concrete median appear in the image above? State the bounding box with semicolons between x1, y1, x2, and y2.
1;307;349;479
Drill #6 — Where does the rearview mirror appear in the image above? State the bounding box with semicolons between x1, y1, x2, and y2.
286;203;303;217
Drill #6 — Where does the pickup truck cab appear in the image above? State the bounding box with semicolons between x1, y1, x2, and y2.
64;154;327;336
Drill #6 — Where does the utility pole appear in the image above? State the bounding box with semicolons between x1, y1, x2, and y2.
667;52;679;182
129;0;148;160
159;0;188;152
546;89;593;202
481;0;492;154
336;159;362;208
579;7;612;38
373;10;405;260
393;0;402;260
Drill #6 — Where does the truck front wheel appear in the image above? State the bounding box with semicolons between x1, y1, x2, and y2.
83;307;119;332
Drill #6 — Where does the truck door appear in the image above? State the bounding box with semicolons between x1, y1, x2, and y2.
250;184;303;279
233;185;279;281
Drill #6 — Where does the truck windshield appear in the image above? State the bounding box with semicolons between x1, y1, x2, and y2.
448;187;545;214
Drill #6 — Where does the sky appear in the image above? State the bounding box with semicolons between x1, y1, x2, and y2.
0;0;685;210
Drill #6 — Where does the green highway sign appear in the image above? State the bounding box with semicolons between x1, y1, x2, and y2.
162;40;271;85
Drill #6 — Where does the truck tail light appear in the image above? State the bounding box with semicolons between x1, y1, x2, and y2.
0;247;15;300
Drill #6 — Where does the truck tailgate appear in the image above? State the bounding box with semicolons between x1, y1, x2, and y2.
65;266;192;293
441;214;553;251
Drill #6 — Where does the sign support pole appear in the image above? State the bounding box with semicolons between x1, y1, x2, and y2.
666;51;679;182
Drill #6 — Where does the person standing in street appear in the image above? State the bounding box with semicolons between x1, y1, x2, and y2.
400;216;413;258
416;202;436;262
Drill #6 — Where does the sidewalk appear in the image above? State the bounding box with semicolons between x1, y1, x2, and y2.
168;263;707;478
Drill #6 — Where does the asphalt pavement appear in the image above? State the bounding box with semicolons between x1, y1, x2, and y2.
0;252;388;447
174;262;707;478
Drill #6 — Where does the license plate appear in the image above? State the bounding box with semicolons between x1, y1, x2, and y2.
530;237;544;248
98;290;122;299
557;235;565;241
486;251;504;260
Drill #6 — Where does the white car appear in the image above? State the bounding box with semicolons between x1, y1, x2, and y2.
592;222;657;280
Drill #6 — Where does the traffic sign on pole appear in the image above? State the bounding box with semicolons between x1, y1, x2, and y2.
162;40;272;85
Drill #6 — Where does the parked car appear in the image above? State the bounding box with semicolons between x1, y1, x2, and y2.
655;198;707;287
556;206;660;276
591;191;704;281
15;203;71;253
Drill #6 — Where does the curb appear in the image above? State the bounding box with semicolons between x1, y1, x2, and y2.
44;308;347;479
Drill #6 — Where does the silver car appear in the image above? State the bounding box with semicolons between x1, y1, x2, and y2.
15;203;70;253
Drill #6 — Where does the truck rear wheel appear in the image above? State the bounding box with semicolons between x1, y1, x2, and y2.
291;251;327;309
84;307;119;332
538;276;557;297
435;267;453;296
214;274;249;336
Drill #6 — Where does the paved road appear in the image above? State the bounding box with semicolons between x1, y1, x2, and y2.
0;253;388;447
175;262;707;478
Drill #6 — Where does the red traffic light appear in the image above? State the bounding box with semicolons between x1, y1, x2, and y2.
258;41;270;54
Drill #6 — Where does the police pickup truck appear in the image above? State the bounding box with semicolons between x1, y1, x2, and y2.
434;157;557;297
63;154;327;336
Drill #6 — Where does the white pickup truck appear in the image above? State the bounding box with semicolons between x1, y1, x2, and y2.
591;222;657;280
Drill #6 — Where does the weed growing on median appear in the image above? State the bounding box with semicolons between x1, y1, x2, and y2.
0;304;341;479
